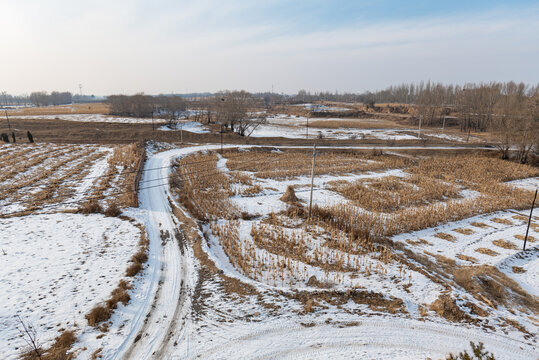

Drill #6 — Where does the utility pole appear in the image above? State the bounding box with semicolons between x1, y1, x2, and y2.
308;144;316;219
442;114;446;132
523;189;537;251
220;127;224;154
418;117;422;138
180;120;183;144
306;117;309;139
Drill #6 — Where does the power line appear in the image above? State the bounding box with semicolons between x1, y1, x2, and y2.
0;152;303;216
0;147;288;192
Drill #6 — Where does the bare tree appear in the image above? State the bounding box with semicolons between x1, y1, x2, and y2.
214;91;266;136
16;315;42;359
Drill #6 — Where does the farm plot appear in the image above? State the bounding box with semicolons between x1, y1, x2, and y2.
8;113;169;124
250;114;479;142
0;213;143;360
0;143;150;359
170;148;539;343
0;143;144;217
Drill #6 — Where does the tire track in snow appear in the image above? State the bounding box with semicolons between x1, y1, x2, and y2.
193;319;536;360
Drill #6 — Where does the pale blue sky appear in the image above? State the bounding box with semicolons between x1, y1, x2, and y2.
1;0;538;95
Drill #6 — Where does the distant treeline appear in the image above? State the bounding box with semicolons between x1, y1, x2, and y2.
1;91;100;107
107;94;186;118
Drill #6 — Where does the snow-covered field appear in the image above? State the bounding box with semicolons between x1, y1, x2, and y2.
158;146;538;359
1;213;141;360
2;143;537;359
159;121;210;133
249;114;477;142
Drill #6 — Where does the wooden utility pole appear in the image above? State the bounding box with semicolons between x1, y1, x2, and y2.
220;128;224;154
306;117;309;139
418;117;422;138
308;144;316;218
523;189;537;251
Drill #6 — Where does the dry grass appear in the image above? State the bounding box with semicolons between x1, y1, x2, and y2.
512;266;526;273
470;222;490;228
405;238;431;246
21;329;77;360
280;185;299;204
453;265;537;311
170;149;538;311
172;152;238;220
430;294;473;323
223;149;410;179
7;103;109;116
78;199;103;214
457;254;478;263
475;248;499;256
85;305;111;327
492;239;518;250
0;143;143;216
453;228;474;235
491;218;513;225
435;233;457;242
515;234;535;243
328;175;461;213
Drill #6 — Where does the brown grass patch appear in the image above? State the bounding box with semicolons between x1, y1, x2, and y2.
85;305;111;327
405;238;431;246
453;265;537;311
78;200;103;214
492;239;518;250
7;103;109;116
456;254;478;263
280;185;299;204
515;234;535;243
435;232;457;242
491;217;512;225
104;203;121;217
429;294;473;323
512;266;526;273
475;248;499;256
470;222;490;228
453;228;474;235
512;214;529;222
125;262;143;277
21;329;77;360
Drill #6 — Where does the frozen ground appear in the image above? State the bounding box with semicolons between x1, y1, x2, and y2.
0;213;141;360
159;121;210;133
159;145;537;359
249;114;477;142
3;144;536;359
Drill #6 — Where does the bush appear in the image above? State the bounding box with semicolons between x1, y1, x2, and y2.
125;262;143;277
78;200;102;214
132;249;148;264
104;203;121;217
85;305;111;327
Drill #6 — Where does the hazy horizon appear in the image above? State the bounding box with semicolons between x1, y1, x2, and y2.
2;0;539;96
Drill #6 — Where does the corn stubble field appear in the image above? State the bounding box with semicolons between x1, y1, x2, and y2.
0;142;150;360
172;147;539;342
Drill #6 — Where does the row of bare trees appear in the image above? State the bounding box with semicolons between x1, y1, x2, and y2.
107;94;186;119
189;91;267;136
28;91;72;107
